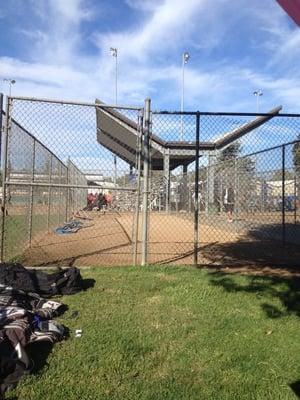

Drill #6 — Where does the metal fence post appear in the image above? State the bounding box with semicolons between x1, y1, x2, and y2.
28;140;36;247
164;149;170;212
47;155;53;232
58;163;62;225
66;165;69;222
0;93;3;167
294;174;297;225
282;145;286;245
194;112;200;266
0;97;11;262
141;98;151;266
188;173;191;213
133;112;143;266
66;158;71;221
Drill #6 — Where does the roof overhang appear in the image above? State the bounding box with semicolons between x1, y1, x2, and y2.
95;100;282;170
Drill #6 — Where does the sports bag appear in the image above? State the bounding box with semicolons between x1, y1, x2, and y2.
0;264;83;296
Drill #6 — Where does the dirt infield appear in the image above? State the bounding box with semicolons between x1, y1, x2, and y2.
23;211;300;276
24;211;237;267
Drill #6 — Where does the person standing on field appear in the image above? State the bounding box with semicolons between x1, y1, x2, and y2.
223;186;234;223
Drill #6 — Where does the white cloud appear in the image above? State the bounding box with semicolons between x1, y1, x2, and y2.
1;0;300;114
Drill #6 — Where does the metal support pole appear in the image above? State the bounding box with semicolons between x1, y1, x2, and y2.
58;163;62;225
0;97;10;262
207;153;216;213
0;93;3;167
141;98;151;266
133;113;143;266
180;55;185;140
294;174;297;225
47;155;53;232
28;140;36;247
188;173;191;213
282;145;286;245
182;164;188;211
205;166;208;215
194;112;200;266
114;155;117;187
164;150;170;212
175;178;178;212
71;165;74;216
113;48;118;188
66;163;70;222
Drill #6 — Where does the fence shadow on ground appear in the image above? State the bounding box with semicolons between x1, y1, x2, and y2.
207;271;300;320
199;223;300;276
248;222;300;246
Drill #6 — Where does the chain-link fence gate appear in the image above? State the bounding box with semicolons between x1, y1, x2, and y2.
1;94;300;267
0;95;147;266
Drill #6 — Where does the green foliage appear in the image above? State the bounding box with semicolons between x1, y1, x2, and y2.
217;142;241;163
213;142;256;208
293;139;300;175
11;266;300;400
272;169;294;181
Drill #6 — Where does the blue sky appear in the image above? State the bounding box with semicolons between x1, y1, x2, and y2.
1;0;300;112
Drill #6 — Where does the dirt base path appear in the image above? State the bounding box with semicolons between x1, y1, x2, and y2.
24;212;238;267
23;211;300;277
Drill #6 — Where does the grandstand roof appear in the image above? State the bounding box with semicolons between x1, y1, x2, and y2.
95;100;282;171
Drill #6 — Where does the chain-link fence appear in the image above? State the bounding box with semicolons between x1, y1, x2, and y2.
146;110;300;265
1;96;143;266
1;94;300;267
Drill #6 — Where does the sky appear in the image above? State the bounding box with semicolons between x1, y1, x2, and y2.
0;0;300;113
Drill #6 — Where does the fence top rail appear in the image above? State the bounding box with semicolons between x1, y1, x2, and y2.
240;138;300;160
9;95;142;111
153;110;300;118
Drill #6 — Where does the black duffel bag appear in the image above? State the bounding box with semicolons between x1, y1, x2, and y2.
0;263;83;296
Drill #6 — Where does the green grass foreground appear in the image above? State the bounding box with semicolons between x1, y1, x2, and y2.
10;266;300;400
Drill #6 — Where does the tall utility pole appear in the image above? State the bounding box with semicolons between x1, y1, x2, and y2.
180;52;190;141
3;79;16;97
253;90;263;113
110;47;118;186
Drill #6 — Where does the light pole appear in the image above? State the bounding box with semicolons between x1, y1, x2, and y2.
110;47;118;186
110;47;118;105
3;78;16;97
180;52;190;141
253;90;263;113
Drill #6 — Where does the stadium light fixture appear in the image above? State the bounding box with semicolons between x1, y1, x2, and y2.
180;51;190;140
3;78;16;97
253;90;263;113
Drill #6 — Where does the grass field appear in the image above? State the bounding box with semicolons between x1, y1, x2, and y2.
3;213;61;261
9;265;300;400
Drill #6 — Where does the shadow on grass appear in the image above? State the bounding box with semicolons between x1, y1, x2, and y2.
82;278;96;291
290;380;300;398
26;327;70;374
208;271;300;319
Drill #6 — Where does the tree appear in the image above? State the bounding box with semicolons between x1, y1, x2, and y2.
292;137;300;205
293;137;300;180
272;169;294;181
213;142;256;212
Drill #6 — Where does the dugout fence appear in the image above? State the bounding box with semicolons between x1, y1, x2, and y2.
1;93;300;267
